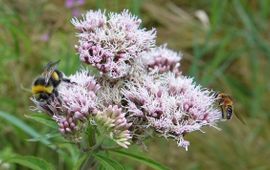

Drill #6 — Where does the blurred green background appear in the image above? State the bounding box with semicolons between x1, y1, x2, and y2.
1;0;270;169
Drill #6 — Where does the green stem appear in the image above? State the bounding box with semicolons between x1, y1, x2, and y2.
80;141;106;170
80;144;121;169
80;153;96;170
80;128;107;169
80;125;96;152
80;125;97;170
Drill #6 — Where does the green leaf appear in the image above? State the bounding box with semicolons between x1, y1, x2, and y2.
98;165;107;170
27;133;60;142
72;154;87;170
0;110;56;150
94;153;125;170
25;113;58;129
109;150;170;170
5;155;54;170
57;143;83;168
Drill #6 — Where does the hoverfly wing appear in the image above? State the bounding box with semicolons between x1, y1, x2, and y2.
234;112;247;125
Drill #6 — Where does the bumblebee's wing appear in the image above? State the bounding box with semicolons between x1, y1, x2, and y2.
234;111;247;125
45;60;60;68
42;60;60;83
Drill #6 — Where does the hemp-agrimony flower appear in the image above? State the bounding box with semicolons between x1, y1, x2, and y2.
31;69;99;142
123;73;221;150
31;9;224;151
71;10;156;79
141;45;182;75
95;105;132;148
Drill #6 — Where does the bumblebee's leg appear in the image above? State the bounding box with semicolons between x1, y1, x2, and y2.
62;78;71;83
63;78;77;85
38;93;50;101
53;89;63;105
53;89;59;97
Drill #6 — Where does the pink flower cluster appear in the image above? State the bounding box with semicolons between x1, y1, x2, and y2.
123;73;221;150
141;45;182;75
32;70;99;141
31;10;223;150
96;105;132;148
72;10;156;79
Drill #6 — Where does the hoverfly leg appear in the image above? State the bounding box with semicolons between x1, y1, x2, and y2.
220;106;225;119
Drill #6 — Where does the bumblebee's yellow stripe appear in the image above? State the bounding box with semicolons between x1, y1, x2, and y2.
32;85;54;94
52;72;59;81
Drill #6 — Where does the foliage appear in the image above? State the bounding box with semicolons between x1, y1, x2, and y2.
0;0;269;169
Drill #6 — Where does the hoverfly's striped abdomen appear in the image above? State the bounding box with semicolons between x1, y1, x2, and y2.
226;106;233;120
215;92;234;120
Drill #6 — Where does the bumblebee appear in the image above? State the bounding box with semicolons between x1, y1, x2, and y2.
215;92;246;124
31;60;71;101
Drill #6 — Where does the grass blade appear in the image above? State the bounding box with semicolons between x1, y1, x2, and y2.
5;155;54;170
25;113;58;129
94;153;125;170
0;110;55;149
109;150;170;170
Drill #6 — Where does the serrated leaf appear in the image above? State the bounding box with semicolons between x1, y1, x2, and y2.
25;113;58;129
94;153;125;170
5;155;54;170
109;150;170;170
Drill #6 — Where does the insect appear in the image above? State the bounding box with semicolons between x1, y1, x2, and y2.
215;92;246;124
31;60;71;101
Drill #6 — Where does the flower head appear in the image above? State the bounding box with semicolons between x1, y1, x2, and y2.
123;73;221;150
141;45;182;75
72;10;156;79
95;105;132;148
31;69;99;141
31;9;225;151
